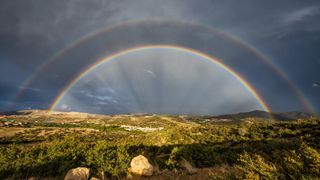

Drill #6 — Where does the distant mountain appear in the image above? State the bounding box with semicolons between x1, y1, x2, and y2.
271;111;316;121
214;110;315;121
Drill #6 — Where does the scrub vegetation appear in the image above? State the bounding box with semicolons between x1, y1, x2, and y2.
0;110;319;179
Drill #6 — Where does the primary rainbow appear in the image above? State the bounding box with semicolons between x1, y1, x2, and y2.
49;45;271;113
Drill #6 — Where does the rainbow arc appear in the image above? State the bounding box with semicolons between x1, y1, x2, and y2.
49;45;271;113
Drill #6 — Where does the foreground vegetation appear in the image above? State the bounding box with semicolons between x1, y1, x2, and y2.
0;111;319;179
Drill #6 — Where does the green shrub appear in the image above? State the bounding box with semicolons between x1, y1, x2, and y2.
85;141;130;178
236;152;279;179
300;143;320;176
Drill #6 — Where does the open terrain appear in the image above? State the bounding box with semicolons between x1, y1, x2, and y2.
0;110;319;179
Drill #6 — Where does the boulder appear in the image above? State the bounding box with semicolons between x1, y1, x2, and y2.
129;155;154;176
64;167;90;180
90;177;101;180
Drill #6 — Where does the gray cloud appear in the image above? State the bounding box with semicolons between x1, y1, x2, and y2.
282;6;319;24
0;0;319;113
312;83;319;88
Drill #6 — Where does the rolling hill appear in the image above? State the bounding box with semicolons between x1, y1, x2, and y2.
0;110;319;179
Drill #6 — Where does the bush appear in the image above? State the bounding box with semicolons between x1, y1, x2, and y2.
236;152;279;179
85;141;130;178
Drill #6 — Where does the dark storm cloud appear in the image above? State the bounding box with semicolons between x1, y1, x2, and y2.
0;0;319;113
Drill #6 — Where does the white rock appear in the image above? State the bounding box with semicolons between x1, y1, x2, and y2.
129;155;154;176
64;167;90;180
90;177;101;180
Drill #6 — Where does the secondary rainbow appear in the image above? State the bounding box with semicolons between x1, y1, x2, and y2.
13;19;314;113
49;45;271;113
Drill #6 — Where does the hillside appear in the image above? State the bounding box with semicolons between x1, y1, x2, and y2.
213;110;316;121
0;110;319;179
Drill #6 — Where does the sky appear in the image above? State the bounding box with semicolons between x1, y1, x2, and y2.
55;48;263;115
0;0;319;114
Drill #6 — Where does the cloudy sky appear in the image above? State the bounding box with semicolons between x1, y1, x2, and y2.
0;0;319;114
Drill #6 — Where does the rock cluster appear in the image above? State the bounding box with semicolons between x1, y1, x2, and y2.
63;155;154;179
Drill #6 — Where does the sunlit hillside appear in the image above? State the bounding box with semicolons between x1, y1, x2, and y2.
0;110;319;179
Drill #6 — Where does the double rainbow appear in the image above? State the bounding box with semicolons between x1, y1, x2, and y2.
10;19;314;113
49;45;271;112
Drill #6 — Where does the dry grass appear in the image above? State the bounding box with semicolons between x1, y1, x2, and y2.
0;127;30;137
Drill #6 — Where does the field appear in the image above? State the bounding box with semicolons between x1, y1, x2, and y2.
0;110;319;179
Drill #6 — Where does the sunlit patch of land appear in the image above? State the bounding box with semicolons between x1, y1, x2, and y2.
0;110;319;179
